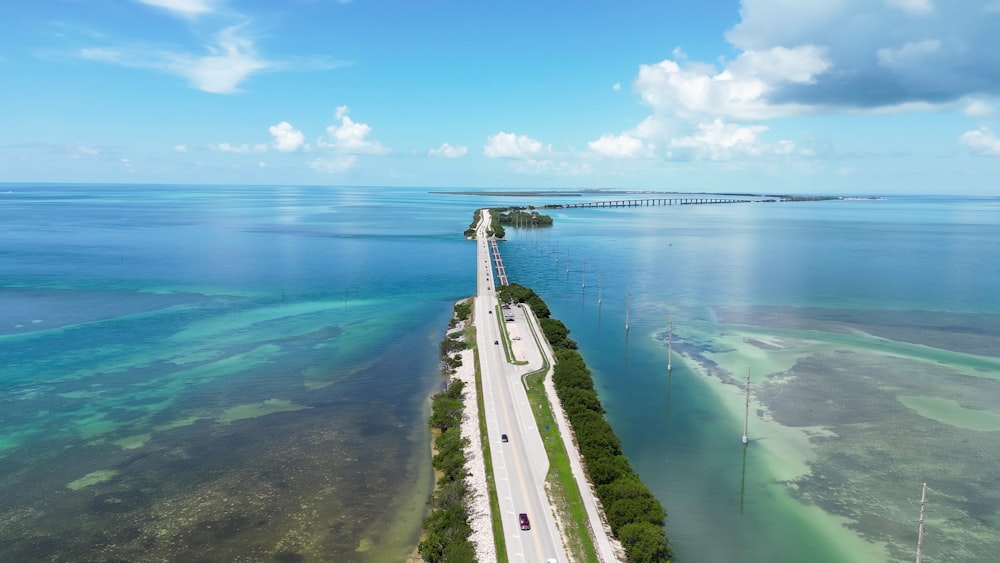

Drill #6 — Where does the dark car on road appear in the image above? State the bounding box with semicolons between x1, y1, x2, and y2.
519;513;530;531
501;434;508;443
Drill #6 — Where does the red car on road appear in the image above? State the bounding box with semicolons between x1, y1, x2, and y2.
518;513;530;531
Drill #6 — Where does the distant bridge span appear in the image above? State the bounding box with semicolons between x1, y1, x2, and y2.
547;197;752;209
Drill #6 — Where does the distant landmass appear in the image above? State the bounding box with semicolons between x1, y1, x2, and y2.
432;190;584;197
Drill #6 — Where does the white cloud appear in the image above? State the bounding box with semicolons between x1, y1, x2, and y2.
588;133;655;159
166;26;268;94
959;127;1000;156
308;155;358;173
885;0;933;15
318;106;389;154
613;82;621;91
963;99;994;118
483;132;548;159
635;45;830;122
665;119;796;161
81;1;348;96
174;144;188;152
268;121;306;152
596;1;1000;167
81;25;268;94
724;1;1000;109
258;161;266;168
668;120;769;160
209;142;267;153
136;0;218;18
429;142;468;158
617;45;825;162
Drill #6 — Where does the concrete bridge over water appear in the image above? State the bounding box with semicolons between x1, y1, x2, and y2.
547;197;753;209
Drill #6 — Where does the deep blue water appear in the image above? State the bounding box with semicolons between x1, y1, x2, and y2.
1;185;998;562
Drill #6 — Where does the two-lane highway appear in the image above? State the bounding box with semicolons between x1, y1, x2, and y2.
474;210;566;562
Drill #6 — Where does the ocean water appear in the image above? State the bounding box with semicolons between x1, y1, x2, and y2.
2;185;998;562
0;185;484;561
499;196;1000;562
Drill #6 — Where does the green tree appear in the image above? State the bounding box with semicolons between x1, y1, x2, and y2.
454;300;472;321
617;521;672;563
585;454;632;486
429;395;463;431
539;318;575;348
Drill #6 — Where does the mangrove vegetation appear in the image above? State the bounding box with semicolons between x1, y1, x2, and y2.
497;283;673;563
420;301;475;562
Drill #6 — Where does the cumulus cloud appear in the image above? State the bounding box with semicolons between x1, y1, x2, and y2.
483;132;548;159
304;106;389;173
598;1;1000;164
724;0;1000;109
136;0;219;18
268;121;306;152
617;44;823;161
429;142;468;158
667;119;792;160
635;45;830;122
960;127;1000;156
588;133;655;159
318;106;389;154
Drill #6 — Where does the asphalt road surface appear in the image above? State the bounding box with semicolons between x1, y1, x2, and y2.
475;211;566;563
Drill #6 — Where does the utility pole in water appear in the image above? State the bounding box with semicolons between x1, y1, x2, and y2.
915;482;928;563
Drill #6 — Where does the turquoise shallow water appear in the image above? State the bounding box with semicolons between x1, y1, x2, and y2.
0;185;486;561
2;186;999;561
500;196;1000;562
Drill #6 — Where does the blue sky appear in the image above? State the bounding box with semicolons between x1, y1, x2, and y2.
2;0;999;194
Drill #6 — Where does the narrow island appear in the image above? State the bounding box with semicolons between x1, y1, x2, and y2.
420;206;671;562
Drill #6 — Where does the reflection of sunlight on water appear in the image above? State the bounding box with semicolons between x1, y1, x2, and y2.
275;185;304;225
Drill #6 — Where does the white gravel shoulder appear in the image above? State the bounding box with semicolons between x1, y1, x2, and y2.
446;323;495;563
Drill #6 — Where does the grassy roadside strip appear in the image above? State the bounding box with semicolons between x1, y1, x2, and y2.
471;332;509;563
501;284;673;562
520;305;599;563
523;368;600;563
495;304;514;362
